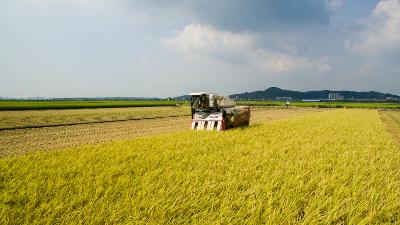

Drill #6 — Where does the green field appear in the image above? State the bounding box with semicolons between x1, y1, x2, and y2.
238;100;400;109
1;109;400;224
0;100;187;111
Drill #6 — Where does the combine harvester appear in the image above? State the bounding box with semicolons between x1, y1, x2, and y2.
190;93;250;131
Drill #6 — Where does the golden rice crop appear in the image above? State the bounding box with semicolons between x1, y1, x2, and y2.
1;109;399;224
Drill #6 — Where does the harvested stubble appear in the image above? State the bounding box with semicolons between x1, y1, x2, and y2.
0;108;316;157
0;106;190;130
1;109;400;224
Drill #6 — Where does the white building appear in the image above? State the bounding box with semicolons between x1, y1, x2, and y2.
328;93;344;100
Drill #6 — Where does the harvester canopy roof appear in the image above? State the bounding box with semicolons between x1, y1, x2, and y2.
189;92;216;96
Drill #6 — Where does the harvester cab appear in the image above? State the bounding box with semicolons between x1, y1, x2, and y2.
190;93;250;131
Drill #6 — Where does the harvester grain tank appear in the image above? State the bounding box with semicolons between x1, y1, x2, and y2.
189;93;250;131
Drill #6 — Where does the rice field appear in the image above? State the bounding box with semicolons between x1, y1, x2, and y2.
0;106;190;130
0;108;317;157
1;109;400;224
380;110;400;143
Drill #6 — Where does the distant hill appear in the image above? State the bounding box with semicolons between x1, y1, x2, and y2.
229;87;400;101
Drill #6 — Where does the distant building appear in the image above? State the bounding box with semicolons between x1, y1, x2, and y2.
386;97;399;101
328;93;344;100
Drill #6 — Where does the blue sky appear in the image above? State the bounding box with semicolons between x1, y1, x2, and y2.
0;0;399;97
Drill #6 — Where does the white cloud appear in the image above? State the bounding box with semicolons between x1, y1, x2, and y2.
327;0;344;9
248;49;331;73
162;24;255;55
163;24;330;74
346;0;400;56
